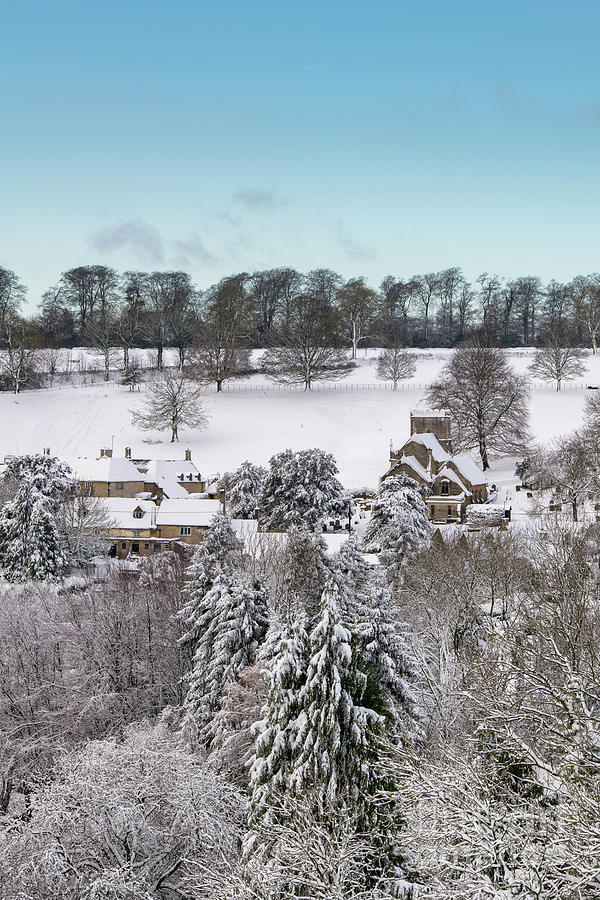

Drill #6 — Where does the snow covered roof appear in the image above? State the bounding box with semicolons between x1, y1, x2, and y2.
410;408;450;418
403;432;450;463
132;459;203;499
100;498;157;529
433;466;471;496
156;498;223;527
399;454;432;483
450;456;487;487
65;456;144;483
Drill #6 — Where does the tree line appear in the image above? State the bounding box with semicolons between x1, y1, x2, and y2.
3;264;600;365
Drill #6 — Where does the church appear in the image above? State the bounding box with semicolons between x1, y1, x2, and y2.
383;410;488;523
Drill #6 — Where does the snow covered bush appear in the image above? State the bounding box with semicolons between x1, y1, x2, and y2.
226;460;266;519
260;448;350;532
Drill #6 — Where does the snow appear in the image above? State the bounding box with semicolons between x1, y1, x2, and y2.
434;466;471;495
1;348;597;499
451;455;487;486
403;432;450;462
156;498;223;526
64;455;143;483
101;497;157;528
397;454;432;483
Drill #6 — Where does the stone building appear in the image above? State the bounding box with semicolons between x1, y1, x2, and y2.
383;409;488;522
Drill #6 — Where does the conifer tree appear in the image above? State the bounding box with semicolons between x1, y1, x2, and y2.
0;479;67;581
279;526;334;623
246;618;310;856
260;448;349;532
363;475;432;586
178;513;243;651
184;571;269;746
226;460;266;519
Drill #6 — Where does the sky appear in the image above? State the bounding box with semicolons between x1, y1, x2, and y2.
2;0;600;309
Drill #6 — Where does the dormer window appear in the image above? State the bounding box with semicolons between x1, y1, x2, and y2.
133;507;144;519
441;480;449;495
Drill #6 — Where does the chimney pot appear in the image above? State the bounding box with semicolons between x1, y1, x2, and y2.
185;449;191;461
125;447;131;459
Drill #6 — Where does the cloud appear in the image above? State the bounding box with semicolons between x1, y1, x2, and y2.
335;223;377;261
172;234;218;267
88;218;218;268
491;83;541;115
89;218;165;263
233;185;289;210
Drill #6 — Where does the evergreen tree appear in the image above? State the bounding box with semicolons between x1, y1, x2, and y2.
260;448;350;532
3;453;74;507
362;475;432;585
226;460;266;519
0;479;67;581
246;618;310;855
291;582;382;822
279;526;334;624
335;534;373;628
184;571;269;746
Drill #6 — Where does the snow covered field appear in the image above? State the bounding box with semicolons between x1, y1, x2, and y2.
2;348;598;493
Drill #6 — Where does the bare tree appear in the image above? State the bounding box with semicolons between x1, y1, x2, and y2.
336;277;378;359
262;295;352;390
426;342;530;469
251;267;301;338
376;341;416;389
131;371;208;441
60;265;118;339
0;318;38;393
415;272;439;344
190;273;254;391
38;347;68;386
0;267;26;334
117;271;146;370
528;335;587;390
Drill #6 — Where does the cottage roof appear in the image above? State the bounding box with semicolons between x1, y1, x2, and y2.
434;466;472;496
66;456;143;484
450;455;487;487
402;432;450;463
156;498;222;527
399;454;432;483
133;459;203;498
101;497;157;528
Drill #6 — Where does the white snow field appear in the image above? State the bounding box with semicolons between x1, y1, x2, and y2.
2;348;598;492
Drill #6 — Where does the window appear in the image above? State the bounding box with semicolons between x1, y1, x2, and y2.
133;530;140;538
144;543;149;549
121;542;127;549
153;543;162;552
180;526;191;536
133;508;144;519
116;482;124;489
447;506;452;517
441;481;449;495
131;542;140;554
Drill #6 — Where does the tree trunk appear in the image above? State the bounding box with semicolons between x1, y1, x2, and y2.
572;496;578;522
479;435;489;470
351;322;357;360
123;347;129;371
216;380;222;392
557;378;561;391
157;345;163;370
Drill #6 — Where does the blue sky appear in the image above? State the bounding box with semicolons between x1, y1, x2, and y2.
2;0;600;307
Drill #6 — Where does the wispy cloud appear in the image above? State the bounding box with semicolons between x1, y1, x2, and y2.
89;218;165;263
88;218;217;268
335;223;377;261
172;234;218;267
233;185;289;210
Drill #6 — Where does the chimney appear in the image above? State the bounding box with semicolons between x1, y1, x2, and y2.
185;449;191;462
100;447;113;458
125;447;131;459
426;448;433;477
